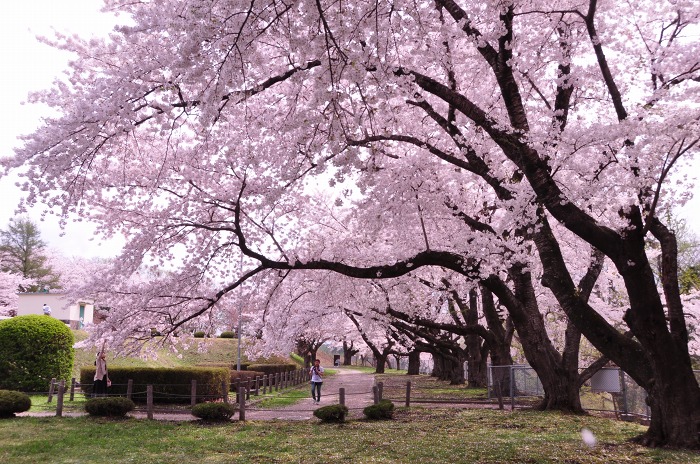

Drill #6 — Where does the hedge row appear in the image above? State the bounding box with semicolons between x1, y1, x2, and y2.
197;362;251;371
80;367;229;404
246;363;298;376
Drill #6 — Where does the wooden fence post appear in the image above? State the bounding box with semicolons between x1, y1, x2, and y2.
378;382;383;401
238;387;246;421
222;381;229;403
254;376;260;396
233;379;240;402
191;379;197;407
126;379;133;400
70;378;76;401
262;375;267;395
405;381;411;408
147;385;154;420
56;380;66;417
47;378;56;403
373;386;379;405
275;373;280;392
246;379;251;400
339;387;346;407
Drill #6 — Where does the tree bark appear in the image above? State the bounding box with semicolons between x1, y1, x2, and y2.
407;350;421;375
342;340;360;366
465;289;487;387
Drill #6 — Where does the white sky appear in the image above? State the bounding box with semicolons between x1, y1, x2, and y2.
0;1;124;258
0;1;698;259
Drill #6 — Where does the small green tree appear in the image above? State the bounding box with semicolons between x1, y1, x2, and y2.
680;265;700;295
0;315;74;391
0;217;60;292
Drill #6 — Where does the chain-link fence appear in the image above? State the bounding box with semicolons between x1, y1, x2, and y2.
487;364;659;419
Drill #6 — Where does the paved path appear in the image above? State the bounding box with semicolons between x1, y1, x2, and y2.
245;368;376;420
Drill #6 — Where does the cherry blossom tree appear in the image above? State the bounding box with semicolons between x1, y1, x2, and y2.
0;271;29;314
4;0;700;447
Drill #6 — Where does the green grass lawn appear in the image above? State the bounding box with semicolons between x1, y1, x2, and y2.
2;408;699;463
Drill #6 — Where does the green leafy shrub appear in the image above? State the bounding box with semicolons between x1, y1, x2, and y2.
0;315;74;391
85;397;135;417
246;363;298;376
193;331;206;338
363;400;395;420
80;367;229;404
219;331;235;338
313;404;349;423
0;390;32;418
198;361;251;371
191;402;236;421
195;364;262;389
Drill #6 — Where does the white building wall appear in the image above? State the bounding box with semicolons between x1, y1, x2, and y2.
16;293;94;327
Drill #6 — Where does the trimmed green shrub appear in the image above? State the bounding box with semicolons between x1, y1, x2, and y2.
219;331;235;338
313;404;349;423
363;399;395;420
191;402;236;421
198;361;251;371
85;397;135;417
193;331;206;338
246;363;297;376
0;315;74;391
0;390;32;418
80;367;229;404
195;364;261;388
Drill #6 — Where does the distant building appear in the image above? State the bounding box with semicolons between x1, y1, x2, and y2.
17;292;97;329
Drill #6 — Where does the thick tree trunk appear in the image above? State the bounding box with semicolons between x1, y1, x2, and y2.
431;352;445;379
532;214;700;446
375;354;387;374
342;341;359;366
407;350;421;375
432;350;465;384
466;289;487;387
635;369;700;448
487;267;584;413
446;356;466;385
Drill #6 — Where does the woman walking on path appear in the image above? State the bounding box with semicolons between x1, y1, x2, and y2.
310;359;324;403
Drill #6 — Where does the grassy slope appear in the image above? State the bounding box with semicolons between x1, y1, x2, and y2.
71;330;244;378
